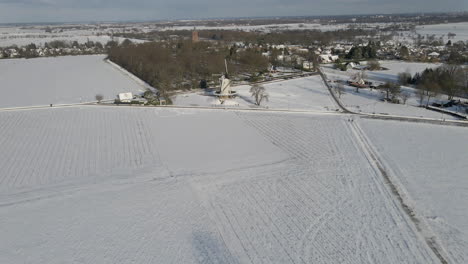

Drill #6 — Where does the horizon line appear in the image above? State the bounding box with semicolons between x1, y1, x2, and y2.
1;11;467;26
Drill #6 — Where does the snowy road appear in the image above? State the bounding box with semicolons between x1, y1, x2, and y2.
0;107;442;263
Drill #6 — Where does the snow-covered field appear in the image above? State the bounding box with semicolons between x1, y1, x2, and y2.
159;23;348;32
173;75;339;112
333;85;458;120
0;26;145;47
360;118;468;263
366;61;441;83
323;61;441;84
0;35;143;48
0;55;145;108
0;106;442;263
416;22;468;42
321;62;461;119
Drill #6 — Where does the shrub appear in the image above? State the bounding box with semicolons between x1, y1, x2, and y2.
95;94;104;103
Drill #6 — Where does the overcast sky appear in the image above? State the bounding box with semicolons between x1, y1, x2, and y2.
0;0;466;23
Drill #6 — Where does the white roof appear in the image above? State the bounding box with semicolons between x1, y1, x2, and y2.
118;92;133;101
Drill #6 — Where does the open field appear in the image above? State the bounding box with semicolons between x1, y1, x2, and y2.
0;26;145;47
360;119;468;263
0;55;144;108
0;106;442;263
323;61;441;84
173;75;339;112
334;86;459;120
158;23;350;32
415;22;468;42
321;62;464;120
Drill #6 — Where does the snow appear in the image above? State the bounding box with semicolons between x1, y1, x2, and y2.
0;55;145;108
173;76;339;112
321;62;459;120
337;86;458;120
0;106;440;263
235;76;338;111
158;22;396;33
416;22;468;42
0;35;143;48
0;26;145;47
323;61;441;84
359;118;468;263
366;61;441;83
159;23;348;32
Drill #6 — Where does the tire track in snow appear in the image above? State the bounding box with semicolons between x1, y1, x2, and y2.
234;112;439;263
346;120;449;264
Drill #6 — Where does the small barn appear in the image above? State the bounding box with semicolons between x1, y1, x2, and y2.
118;92;134;103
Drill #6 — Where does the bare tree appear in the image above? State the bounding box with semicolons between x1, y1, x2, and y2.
334;83;345;98
398;71;412;85
95;94;104;103
250;84;269;106
367;60;381;71
425;83;440;107
400;91;411;104
463;67;468;96
380;82;401;102
418;81;440;107
415;88;425;106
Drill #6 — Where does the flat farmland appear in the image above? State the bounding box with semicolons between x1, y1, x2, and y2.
0;55;144;108
360;119;468;263
0;107;440;263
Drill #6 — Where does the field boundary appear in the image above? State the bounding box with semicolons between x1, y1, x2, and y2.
105;58;156;93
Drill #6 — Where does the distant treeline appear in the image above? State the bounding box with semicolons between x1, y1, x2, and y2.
114;28;380;46
107;40;269;95
136;12;468;29
1;40;116;59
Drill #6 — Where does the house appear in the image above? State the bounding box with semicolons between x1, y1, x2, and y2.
303;61;314;70
8;49;19;58
277;54;292;62
428;52;440;58
118;92;134;103
318;54;339;63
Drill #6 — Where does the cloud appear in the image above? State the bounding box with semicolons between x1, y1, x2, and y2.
0;0;466;23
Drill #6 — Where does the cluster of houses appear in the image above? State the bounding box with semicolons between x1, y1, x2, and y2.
375;40;457;61
2;31;465;65
255;43;353;70
0;45;106;59
247;38;466;71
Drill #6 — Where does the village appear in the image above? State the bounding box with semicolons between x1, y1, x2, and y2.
1;13;468;264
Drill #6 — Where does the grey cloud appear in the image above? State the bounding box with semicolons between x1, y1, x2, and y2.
0;0;466;23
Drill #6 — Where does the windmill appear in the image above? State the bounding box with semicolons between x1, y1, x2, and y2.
214;59;237;103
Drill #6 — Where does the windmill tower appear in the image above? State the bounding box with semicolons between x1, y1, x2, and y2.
220;60;232;96
214;59;237;104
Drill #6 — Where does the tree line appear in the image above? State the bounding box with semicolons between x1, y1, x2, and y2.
1;40;116;59
115;28;377;46
107;40;269;96
399;65;468;105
